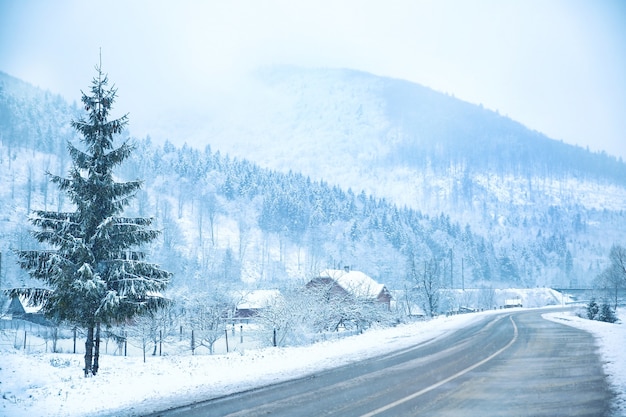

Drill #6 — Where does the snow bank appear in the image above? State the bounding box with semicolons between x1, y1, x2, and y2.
544;308;625;416
1;305;622;417
1;312;490;417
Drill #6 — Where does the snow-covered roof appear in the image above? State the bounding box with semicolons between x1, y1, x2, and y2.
0;294;43;317
318;269;386;299
0;295;14;317
19;294;44;314
236;290;282;309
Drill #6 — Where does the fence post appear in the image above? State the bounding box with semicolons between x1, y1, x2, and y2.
73;327;77;354
225;329;229;353
191;330;195;355
23;330;27;351
240;325;243;344
159;329;162;356
273;329;277;347
52;327;58;353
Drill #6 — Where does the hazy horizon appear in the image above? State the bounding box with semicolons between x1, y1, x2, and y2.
1;0;625;160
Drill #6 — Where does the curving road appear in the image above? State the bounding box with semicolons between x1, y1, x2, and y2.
148;310;614;417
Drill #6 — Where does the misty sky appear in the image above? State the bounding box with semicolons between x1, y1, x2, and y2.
1;0;625;160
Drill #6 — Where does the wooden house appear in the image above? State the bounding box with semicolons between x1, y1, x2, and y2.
306;268;392;310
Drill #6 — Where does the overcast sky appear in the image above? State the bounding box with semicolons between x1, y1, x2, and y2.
1;0;625;160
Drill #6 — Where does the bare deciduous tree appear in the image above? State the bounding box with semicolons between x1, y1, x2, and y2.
408;255;442;318
184;287;234;354
595;244;626;310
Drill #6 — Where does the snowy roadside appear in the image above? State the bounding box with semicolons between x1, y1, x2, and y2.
0;311;497;417
1;307;623;417
543;308;625;416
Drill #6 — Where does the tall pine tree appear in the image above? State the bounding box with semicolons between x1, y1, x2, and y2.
16;64;170;376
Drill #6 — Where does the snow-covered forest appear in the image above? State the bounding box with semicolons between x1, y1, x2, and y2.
2;68;625;297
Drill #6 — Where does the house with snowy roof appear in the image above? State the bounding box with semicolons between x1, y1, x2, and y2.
233;289;282;321
1;294;26;318
0;292;50;325
306;267;392;310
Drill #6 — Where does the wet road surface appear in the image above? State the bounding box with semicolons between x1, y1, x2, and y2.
149;310;613;417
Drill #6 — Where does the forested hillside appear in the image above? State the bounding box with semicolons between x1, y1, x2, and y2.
1;69;625;292
167;67;626;287
1;135;499;291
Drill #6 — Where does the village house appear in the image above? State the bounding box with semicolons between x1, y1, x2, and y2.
0;293;50;325
232;289;282;322
1;294;26;318
306;267;392;310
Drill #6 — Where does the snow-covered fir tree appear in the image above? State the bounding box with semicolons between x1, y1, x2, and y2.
15;65;170;376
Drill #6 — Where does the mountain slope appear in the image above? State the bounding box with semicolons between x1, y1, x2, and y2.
184;66;626;186
1;68;624;289
172;66;626;286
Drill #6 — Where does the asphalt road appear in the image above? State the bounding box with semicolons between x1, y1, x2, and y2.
148;310;614;417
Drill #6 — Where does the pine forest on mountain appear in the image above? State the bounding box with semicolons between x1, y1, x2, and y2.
1;67;625;301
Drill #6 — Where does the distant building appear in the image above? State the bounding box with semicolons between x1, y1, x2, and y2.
1;294;26;318
1;293;50;325
233;289;282;321
307;267;392;310
504;298;523;308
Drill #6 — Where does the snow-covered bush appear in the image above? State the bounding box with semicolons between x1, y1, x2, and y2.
598;303;618;323
585;299;618;323
49;357;71;368
587;299;599;320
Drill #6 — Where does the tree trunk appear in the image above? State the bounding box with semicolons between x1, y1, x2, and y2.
93;322;101;375
84;326;94;377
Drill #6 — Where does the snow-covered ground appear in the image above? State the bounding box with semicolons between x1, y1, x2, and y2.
1;307;623;417
544;308;626;416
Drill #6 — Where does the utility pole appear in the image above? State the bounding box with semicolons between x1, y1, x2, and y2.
450;249;453;288
461;257;465;291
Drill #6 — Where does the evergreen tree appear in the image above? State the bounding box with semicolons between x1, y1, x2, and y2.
15;65;170;376
598;302;618;323
586;298;599;320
